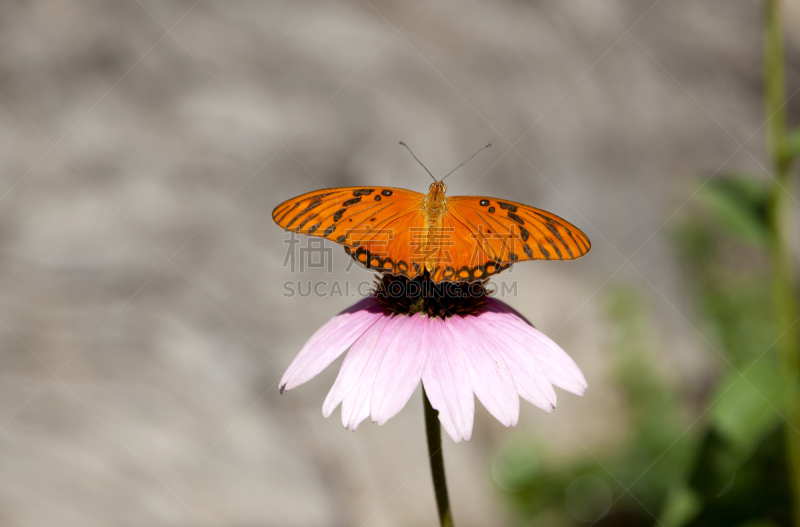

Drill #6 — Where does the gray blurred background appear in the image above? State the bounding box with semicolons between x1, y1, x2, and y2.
1;0;799;525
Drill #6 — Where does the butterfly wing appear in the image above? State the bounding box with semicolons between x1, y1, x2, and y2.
343;208;430;278
432;196;591;281
272;186;428;278
273;188;590;282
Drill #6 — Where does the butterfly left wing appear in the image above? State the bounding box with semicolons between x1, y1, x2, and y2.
273;186;431;277
432;196;591;281
273;186;422;242
342;207;430;278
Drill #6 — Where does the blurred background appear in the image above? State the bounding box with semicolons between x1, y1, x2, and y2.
1;0;800;525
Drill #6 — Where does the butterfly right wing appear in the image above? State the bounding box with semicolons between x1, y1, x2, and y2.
434;195;590;282
272;186;428;278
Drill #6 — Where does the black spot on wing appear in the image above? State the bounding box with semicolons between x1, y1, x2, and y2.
507;212;525;225
538;243;550;258
529;210;576;254
544;222;572;257
498;202;518;213
307;223;321;234
333;208;346;222
276;201;300;224
523;243;533;258
324;224;336;237
564;229;585;255
336;235;347;244
296;213;318;231
488;206;495;213
519;226;530;242
548;240;563;259
479;199;490;206
566;229;589;254
342;197;362;207
381;189;393;196
374;195;381;201
519;211;558;254
286;199;323;228
353;189;374;196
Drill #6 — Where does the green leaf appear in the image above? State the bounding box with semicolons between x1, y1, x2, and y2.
710;358;789;455
658;487;703;527
683;426;790;527
698;175;771;246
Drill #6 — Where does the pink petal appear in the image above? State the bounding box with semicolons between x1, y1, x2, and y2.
371;314;430;426
341;314;412;430
322;315;392;418
472;316;556;412
483;300;587;395
280;298;385;393
445;316;519;427
422;316;474;442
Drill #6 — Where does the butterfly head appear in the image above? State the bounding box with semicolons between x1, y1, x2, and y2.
429;181;447;194
426;181;448;212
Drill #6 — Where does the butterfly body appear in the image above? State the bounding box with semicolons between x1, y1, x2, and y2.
273;182;590;282
421;182;449;272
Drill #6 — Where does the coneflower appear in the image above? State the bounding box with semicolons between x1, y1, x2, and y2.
280;273;586;525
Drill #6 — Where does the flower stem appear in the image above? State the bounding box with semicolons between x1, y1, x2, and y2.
423;387;454;527
765;0;800;523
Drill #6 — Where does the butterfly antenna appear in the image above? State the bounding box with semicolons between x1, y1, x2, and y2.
441;143;492;181
399;141;436;182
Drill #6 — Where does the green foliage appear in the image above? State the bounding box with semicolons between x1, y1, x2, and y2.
656;180;793;527
494;171;794;526
710;359;790;456
697;174;771;246
494;285;691;526
495;3;800;521
681;426;790;527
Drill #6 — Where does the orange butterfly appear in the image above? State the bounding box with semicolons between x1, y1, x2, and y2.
272;144;591;282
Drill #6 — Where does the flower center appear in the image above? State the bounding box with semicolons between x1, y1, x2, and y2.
372;272;488;318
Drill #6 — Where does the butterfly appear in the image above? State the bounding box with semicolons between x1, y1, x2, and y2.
272;144;591;283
